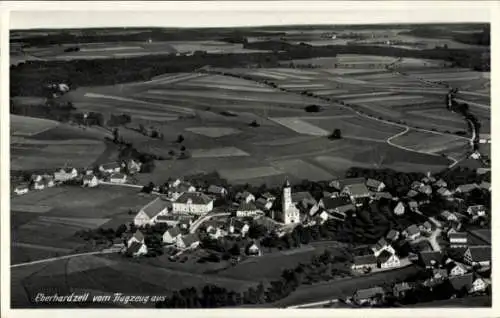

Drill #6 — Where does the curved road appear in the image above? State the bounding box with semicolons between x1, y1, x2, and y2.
189;212;231;234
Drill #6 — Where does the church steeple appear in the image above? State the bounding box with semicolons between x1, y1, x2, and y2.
283;178;291;188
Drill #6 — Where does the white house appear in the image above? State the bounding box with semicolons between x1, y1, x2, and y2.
134;197;170;226
377;250;401;269
235;191;255;203
99;162;121;174
449;232;468;248
176;233;200;250
172;192;214;215
228;219;250;237
127;230;145;248
393;202;405;215
82;175;99;188
33;181;46;190
246;242;262;256
207;185;228;197
366;178;385;192
467;205;486;218
110;173;127;184
127;241;148;257
236;201;262;218
448;262;468;277
14;184;29;195
54;167;78;182
371;238;396;257
162;227;182;244
469;278;489;294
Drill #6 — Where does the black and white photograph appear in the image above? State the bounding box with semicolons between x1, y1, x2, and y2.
2;1;496;314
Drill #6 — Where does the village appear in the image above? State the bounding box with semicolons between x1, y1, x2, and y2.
12;154;492;307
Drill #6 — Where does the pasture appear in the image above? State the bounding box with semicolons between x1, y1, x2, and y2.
10;115;59;137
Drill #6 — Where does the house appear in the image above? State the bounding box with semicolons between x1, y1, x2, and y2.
33;181;46;190
167;178;182;188
406;189;418;198
371;238;395;257
342;183;371;203
41;175;55;188
463;246;491;267
31;174;43;183
178;218;193;230
478;133;490;144
126;159;142;174
228;219;250;237
372;192;393;201
469;277;489;294
127;230;145;247
134;197;170;226
441;211;459;223
435;179;447;188
99;162;121;174
479;181;491;192
351;254;377;271
255;197;273;211
467;205;486;217
353;286;385;305
449;273;474;294
437;187;452;197
246;241;262;256
420;221;433;235
411;181;423;190
418;185;432;195
208;227;224;240
377;250;401;269
110;173;127;184
82;175;99;188
14;184;29;195
318;196;354;215
419;251;444;269
235;191;255;203
432;268;448;281
366;178;385;192
172;192;214;215
176;233;200;250
329;177;365;190
408;200;418;212
127;241;148;257
447;262;468;277
261;192;276;202
403;224;421;241
455;183;478;194
207;185;228;197
393;282;412;298
386;229;400;242
161;227;181;244
315;210;330;224
449;232;468;248
292;191;317;209
236;201;262;218
54;167;78;182
393;201;405;216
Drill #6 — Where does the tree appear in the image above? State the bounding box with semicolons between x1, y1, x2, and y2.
249;120;260;127
113;128;120;143
177;134;184;143
329;129;342;140
229;243;240;256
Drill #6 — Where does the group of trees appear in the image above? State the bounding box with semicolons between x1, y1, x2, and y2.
108;113;132;127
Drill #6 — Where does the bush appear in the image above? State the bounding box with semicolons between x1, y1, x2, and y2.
304;105;322;113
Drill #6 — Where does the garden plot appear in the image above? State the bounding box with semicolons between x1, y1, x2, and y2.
185;127;241;138
218;166;284;181
269;117;329;136
11;115;60;137
190;147;250;158
270;159;333;181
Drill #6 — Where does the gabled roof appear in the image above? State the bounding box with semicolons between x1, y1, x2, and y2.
262;192;276;200
172;182;195;193
321;196;351;210
449;273;474;291
373;238;389;251
408;201;418;208
175;192;213;205
110;173;126;179
141;197;170;218
373;192;393;200
83;175;97;181
343;183;370;196
207;185;226;194
467;246;491;263
353;254;377;265
237;201;258;211
437;187;451;195
467;205;486;213
132;230;144;242
386;229;399;241
128;241;145;254
166;227;182;237
366;178;384;188
407;190;418;198
419;251;444;267
422;221;432;229
180;233;199;246
479;181;491;190
331;177;365;189
456;183;478;193
15;184;29;190
405;224;420;236
377;250;394;263
100;162;121;170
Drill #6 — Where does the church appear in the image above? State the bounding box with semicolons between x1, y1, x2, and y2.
277;179;301;224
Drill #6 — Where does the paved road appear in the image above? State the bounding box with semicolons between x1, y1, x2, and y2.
11;249;119;268
189;212;231;234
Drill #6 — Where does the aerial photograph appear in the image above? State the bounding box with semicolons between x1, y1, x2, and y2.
9;10;491;309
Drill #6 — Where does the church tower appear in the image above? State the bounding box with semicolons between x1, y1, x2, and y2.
281;179;299;224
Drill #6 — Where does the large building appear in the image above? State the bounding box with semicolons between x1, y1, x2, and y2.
172;192;214;215
134;197;171;226
279;179;300;224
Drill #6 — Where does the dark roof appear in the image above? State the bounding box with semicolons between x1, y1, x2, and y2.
180;233;199;246
172;183;195;193
238;201;258;211
166;227;182;237
343;183;370;196
374;192;393;200
374;238;389;250
366;178;384;188
331;177;365;189
175;192;213;205
128;241;145;254
101;162;120;170
386;230;399;241
321;196;351;210
354;287;385;299
292;191;316;203
405;224;420;236
377;250;393;263
141;197;170;218
110;173;126;179
419;251;444;267
132;230;144;242
207;185;226;194
353;254;377;265
456;184;478;192
449;273;474;291
468;246;491;262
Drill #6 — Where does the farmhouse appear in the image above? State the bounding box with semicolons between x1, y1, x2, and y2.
372;192;393;201
127;230;145;247
449;232;468;248
246;242;262;256
342;183;371;204
435;179;448;188
419;251;444;269
172;192;214;215
54;167;78;182
455;183;478;194
351;254;377;271
207;185;228;197
255;197;273;211
447;262;468;277
127;241;148;257
403;224;421;241
449;273;474;294
386;229;400;242
393;202;405;215
236;201;262;217
110;173;127;184
134;197;170;226
235;191;255;203
329;177;365;191
82;175;99;188
393;282;413;298
470;277;489;294
463;246;491;267
14;184;29;195
372;238;395;257
99;162;121;174
176;233;200;250
318;196;354;215
353;286;385;305
162;227;182;244
437;187;452;197
366;178;385;192
377;250;401;269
